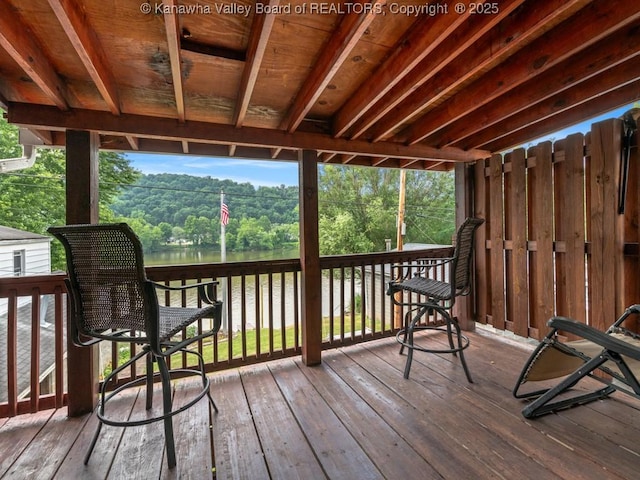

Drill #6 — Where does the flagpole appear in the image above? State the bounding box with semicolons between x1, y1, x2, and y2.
220;190;227;263
220;190;228;333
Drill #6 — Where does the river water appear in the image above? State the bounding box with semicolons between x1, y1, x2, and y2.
144;246;300;266
144;247;362;332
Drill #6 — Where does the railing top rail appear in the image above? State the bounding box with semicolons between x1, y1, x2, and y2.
0;247;453;297
319;247;453;269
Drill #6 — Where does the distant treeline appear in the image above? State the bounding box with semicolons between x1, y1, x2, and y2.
111;173;298;226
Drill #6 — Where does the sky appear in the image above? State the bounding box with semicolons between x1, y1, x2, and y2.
124;104;635;186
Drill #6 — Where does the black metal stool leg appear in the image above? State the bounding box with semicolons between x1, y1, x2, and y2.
157;357;177;469
452;319;473;383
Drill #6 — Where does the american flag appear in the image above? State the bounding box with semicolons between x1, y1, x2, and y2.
221;202;229;226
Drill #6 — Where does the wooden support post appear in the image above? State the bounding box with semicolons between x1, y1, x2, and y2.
454;163;476;331
65;129;100;416
299;149;322;365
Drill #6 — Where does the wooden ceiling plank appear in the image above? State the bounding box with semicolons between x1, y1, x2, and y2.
0;3;69;110
162;0;186;122
348;0;524;140
367;0;590;143
279;0;383;133
464;56;640;151
331;9;470;138
401;0;640;145
441;22;640;148
7;103;489;162
47;0;120;115
483;80;640;153
233;0;279;127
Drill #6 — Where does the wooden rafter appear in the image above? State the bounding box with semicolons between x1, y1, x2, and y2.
162;0;185;122
0;3;69;110
47;0;120;115
401;0;640;145
440;23;640;149
279;0;383;133
7;103;489;163
331;10;470;138
348;0;523;140
483;79;640;152
125;135;139;150
367;0;590;143
233;1;279;127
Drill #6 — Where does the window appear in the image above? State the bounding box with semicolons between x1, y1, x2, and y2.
13;250;25;276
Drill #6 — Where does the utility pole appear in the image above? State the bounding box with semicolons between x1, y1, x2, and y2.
396;169;406;251
394;169;407;328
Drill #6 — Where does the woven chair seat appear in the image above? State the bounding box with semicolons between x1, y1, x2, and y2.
395;276;452;301
159;304;220;341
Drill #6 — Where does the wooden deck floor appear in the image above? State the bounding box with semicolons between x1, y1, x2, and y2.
2;328;640;479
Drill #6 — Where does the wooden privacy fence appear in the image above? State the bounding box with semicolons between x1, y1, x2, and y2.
471;118;639;340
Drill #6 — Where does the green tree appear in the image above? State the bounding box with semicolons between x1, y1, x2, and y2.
0;115;141;269
318;165;455;254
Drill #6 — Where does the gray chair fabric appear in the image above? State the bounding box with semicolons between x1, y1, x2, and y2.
513;304;640;418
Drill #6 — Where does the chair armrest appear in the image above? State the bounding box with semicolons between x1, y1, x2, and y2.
548;317;640;361
150;280;220;305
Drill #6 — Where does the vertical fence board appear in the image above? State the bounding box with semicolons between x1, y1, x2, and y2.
527;142;554;339
554;134;586;323
589;119;624;330
507;149;529;336
474;160;489;325
625;129;640;327
489;154;505;330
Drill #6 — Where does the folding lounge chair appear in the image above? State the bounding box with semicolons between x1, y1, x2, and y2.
49;223;223;468
387;217;484;382
513;304;640;418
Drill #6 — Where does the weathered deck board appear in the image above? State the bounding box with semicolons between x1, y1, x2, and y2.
2;330;640;479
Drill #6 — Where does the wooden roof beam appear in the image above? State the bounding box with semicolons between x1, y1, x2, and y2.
7;103;489;163
0;3;69;110
162;0;186;122
400;0;640;145
483;79;640;153
367;0;589;143
331;9;470;138
470;59;640;151
47;0;120;115
441;21;640;149
233;1;279;127
347;0;523;140
279;0;382;133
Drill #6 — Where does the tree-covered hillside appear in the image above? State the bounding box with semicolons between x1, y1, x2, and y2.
111;173;298;226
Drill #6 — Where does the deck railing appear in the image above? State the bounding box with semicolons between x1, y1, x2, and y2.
0;247;451;418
